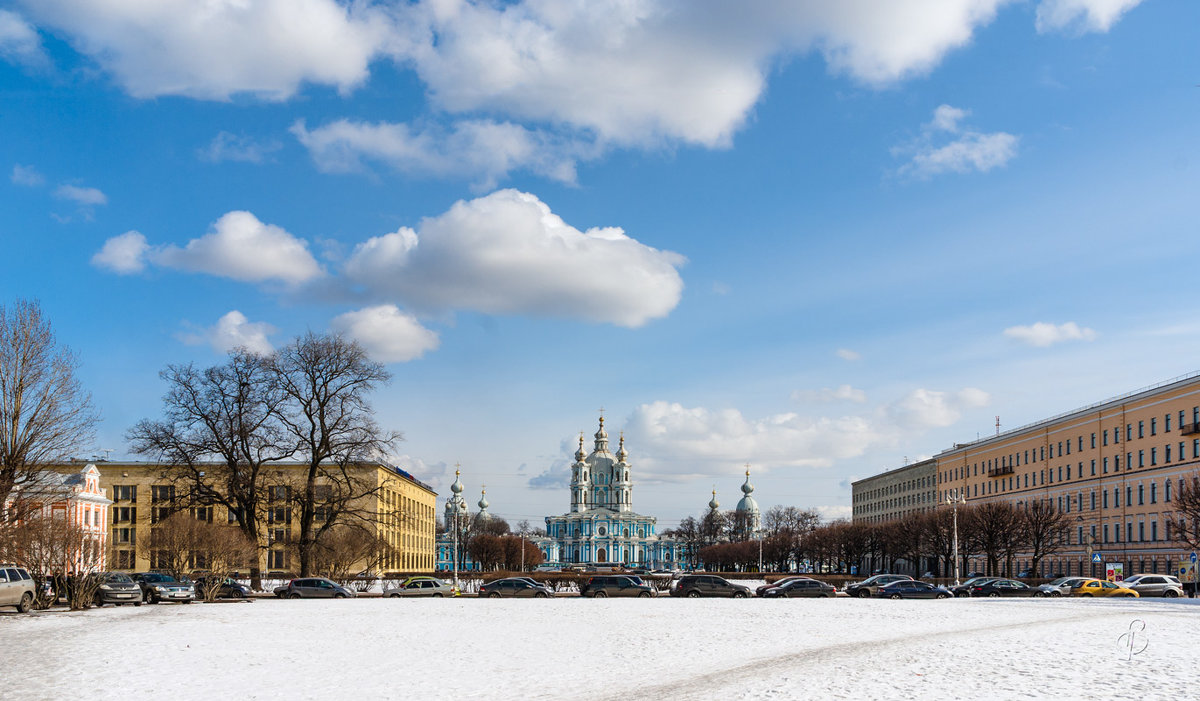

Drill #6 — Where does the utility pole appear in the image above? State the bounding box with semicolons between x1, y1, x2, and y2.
946;488;966;586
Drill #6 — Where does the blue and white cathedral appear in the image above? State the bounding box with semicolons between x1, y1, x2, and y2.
543;416;679;567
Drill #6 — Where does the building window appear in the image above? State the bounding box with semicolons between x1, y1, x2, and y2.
116;550;135;569
1091;433;1096;449
1103;430;1109;446
1151;482;1157;504
270;485;290;503
1151;418;1157;436
1151;521;1158;541
113;485;137;502
112;506;136;523
150;506;173;523
1103;524;1110;543
1103;457;1109;474
192;506;213;522
1067;465;1072;480
1090;491;1096;510
1127;522;1134;542
1138;420;1144;438
1151;448;1157;466
1138;484;1144;505
268;507;290;524
151;485;175;503
1166;445;1172;462
1166;479;1173;501
1194;439;1199;459
1090;459;1096;476
1112;488;1119;508
1126;485;1132;506
267;551;287;570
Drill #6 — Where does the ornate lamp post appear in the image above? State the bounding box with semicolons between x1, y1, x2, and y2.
946;488;966;586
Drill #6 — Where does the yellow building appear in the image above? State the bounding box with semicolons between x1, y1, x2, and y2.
74;461;436;575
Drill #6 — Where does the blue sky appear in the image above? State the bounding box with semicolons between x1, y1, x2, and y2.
2;0;1196;529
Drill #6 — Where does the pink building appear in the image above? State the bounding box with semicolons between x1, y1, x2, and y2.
6;464;113;572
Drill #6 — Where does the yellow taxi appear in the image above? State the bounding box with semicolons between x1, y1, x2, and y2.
1069;578;1140;598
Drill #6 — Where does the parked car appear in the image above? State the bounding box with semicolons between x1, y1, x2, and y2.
845;574;913;599
967;578;1038;598
760;578;836;598
132;572;196;604
965;571;986;578
478;578;553;598
1035;577;1085;597
91;571;143;606
1121;574;1185;598
0;564;37;613
948;577;997;597
383;576;455;598
669;574;751;598
875;580;952;599
756;576;808;597
273;577;356;599
193;576;252;600
1069;578;1139;598
580;575;654;598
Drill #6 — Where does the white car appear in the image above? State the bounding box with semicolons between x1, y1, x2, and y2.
0;564;37;612
1122;574;1185;598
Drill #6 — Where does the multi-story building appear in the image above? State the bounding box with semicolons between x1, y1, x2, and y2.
5;463;112;571
934;373;1200;579
851;459;938;524
87;461;436;575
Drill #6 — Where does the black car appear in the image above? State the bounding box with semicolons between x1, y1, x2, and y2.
90;572;143;606
967;578;1037;598
844;574;913;598
194;576;252;600
875;580;951;599
478;578;552;598
580;575;654;598
949;577;997;597
760;578;836;598
669;575;750;598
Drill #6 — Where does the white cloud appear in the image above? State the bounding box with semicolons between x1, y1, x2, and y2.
1003;321;1097;347
330;305;439;363
54;184;107;206
292;118;584;188
153;211;324;285
0;9;45;66
884;388;990;430
896;105;1018;178
198;131;281;164
344;189;685;328
792;385;868;404
181;310;277;356
1036;0;1144;33
90;230;148;274
836;348;861;361
388;455;448;492
10;164;43;186
814;505;852;522
16;0;391;100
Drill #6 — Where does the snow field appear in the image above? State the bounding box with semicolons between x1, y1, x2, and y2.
1;596;1195;700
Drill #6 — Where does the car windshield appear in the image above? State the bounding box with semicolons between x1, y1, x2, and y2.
104;573;133;583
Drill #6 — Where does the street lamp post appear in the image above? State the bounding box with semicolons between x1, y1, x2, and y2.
946;488;966;587
520;525;527;572
758;529;764;573
452;504;459;593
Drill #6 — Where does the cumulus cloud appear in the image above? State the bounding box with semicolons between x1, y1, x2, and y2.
836;348;861;361
344;189;685;327
896;104;1018;178
885;388;990;430
0;9;45;66
814;505;852;522
154;211;323;285
91;230;148;274
11;164;44;186
54;184;107;206
16;0;391;100
1003;321;1097;347
792;385;868;404
198;131;281;164
389;455;449;493
180;310;277;356
1036;0;1144;33
330;305;439;363
292;118;584;188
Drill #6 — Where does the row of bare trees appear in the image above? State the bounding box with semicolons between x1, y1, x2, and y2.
440;513;546;572
128;332;402;588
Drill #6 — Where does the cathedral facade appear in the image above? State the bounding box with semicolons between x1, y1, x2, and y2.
543;416;680;567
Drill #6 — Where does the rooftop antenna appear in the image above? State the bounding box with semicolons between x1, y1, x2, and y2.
995;416;1001;436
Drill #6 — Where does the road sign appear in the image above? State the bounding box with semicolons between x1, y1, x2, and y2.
1190;552;1197;564
1092;553;1103;564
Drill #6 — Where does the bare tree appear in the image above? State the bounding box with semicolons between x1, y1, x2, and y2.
1;510;103;609
138;511;201;581
0;299;98;515
1020;498;1071;576
467;533;506;571
1168;472;1200;550
272;332;402;577
128;350;291;590
963;502;1023;576
192;521;258;602
307;523;393;587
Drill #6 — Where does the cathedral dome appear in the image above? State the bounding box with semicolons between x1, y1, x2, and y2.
708;489;720;511
450;469;464;495
736;467;759;515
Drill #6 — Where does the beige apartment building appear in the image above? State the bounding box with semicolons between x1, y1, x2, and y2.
851;459;938;524
83;461;437;575
934;373;1200;578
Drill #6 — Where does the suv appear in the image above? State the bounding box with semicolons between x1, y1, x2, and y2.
581;575;654;598
845;574;913;599
0;564;37;613
1122;574;1185;598
670;575;750;598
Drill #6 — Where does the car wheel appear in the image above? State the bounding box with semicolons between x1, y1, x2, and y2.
488;592;501;598
955;592;969;598
334;593;347;599
388;593;400;598
182;599;192;604
937;593;949;599
17;592;34;613
231;590;246;599
433;593;444;598
988;592;1000;598
594;591;607;598
1164;590;1178;598
733;591;747;599
93;595;104;608
856;590;871;599
1050;591;1061;597
535;592;549;598
686;590;701;598
639;592;652;598
290;592;302;599
890;593;902;600
1080;593;1092;597
134;601;142;607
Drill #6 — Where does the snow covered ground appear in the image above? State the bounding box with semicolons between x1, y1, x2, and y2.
2;596;1194;700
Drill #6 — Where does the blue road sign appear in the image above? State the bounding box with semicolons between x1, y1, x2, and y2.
1092;553;1103;563
1191;552;1197;563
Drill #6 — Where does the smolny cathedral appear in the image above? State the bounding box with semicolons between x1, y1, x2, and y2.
435;414;761;571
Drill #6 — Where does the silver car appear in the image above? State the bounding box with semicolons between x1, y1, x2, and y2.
273;577;356;598
1122;574;1185;598
0;565;37;613
1034;577;1085;597
383;576;454;597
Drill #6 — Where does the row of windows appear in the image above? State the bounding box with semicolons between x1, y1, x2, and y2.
856;475;934;502
945;439;1200;491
